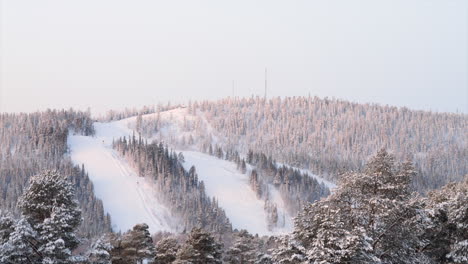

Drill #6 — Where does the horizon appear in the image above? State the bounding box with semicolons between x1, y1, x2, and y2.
1;95;467;117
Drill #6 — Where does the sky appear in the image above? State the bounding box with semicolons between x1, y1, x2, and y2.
0;0;467;114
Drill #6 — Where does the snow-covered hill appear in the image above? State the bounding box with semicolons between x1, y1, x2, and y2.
68;123;174;234
68;107;327;235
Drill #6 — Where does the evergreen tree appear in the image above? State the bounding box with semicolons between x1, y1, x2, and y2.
175;228;222;264
87;237;113;264
270;236;305;264
291;150;428;263
178;152;185;163
240;159;247;174
0;218;38;264
111;224;155;264
155;237;180;264
0;214;15;245
224;230;258;264
17;170;82;263
422;175;468;263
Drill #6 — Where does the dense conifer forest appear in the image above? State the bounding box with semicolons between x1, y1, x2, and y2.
189;97;467;193
0;98;466;263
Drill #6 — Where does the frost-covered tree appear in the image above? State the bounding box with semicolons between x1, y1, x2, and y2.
270;235;305;264
224;230;258;264
87;237;113;264
128;223;155;264
154;237;180;264
0;217;38;264
178;152;185;163
0;214;15;245
110;224;155;264
422;175;468;263
17;170;82;263
175;228;222;264
291;150;429;263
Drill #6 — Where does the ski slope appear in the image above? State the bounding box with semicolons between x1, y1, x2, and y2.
180;151;290;235
68;123;174;234
130;108;294;234
67;108;297;235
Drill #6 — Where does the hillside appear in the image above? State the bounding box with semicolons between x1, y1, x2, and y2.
134;97;466;193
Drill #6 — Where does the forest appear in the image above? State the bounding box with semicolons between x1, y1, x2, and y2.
178;97;466;193
0;97;466;263
1;150;466;263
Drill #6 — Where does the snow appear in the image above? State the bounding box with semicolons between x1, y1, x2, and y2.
66;107;299;236
180;151;290;236
67;123;174;234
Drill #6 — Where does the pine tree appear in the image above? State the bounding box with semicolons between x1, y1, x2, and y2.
423;175;468;263
0;217;38;264
224;230;258;264
87;237;113;264
155;237;180;264
112;224;155;264
291;150;428;263
130;223;155;264
270;235;305;264
175;228;222;264
17;170;82;263
0;214;15;245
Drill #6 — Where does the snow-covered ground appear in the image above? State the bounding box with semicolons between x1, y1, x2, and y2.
68;123;174;234
67;107;311;236
180;151;291;235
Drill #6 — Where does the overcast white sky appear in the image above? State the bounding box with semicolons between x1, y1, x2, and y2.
1;0;467;114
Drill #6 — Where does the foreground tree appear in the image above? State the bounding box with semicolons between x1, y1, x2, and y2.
87;237;113;264
0;214;15;245
12;170;82;263
284;149;431;264
110;223;155;264
270;235;305;264
175;228;222;264
422;175;468;263
224;230;259;264
0;218;38;263
155;237;180;264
